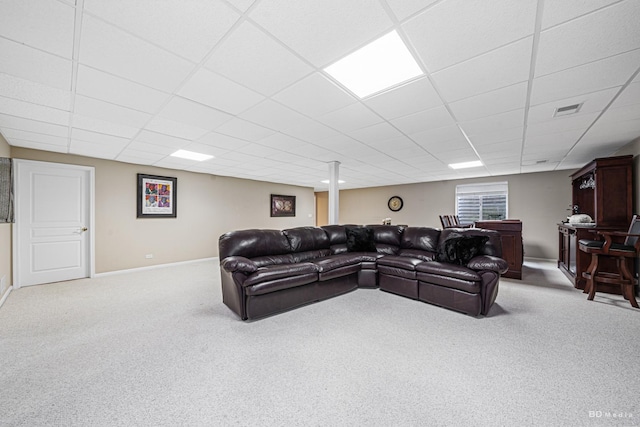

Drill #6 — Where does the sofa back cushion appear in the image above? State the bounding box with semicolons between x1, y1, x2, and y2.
321;224;358;254
367;225;404;255
345;226;377;252
219;229;291;260
283;226;330;252
401;227;440;252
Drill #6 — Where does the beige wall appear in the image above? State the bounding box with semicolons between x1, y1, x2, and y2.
11;148;315;273
315;192;328;226
335;170;574;260
614;136;640;213
0;134;11;293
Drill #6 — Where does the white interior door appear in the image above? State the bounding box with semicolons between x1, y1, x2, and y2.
14;160;94;287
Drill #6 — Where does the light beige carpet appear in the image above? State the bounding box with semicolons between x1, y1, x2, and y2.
0;259;638;426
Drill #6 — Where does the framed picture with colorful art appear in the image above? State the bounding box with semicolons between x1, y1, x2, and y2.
137;174;177;218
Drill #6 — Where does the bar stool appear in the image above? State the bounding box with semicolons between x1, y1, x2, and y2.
578;215;640;308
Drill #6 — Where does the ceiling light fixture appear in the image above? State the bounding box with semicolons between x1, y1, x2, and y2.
448;160;483;170
170;149;214;161
324;30;424;98
321;179;346;184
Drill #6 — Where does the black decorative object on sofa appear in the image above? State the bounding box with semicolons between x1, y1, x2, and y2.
218;225;508;320
345;226;376;252
436;233;490;265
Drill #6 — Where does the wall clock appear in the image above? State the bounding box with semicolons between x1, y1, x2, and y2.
388;196;403;212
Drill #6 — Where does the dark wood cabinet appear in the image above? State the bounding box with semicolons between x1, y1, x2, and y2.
558;155;633;293
475;220;523;279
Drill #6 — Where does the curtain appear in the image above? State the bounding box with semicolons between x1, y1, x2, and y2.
0;157;14;223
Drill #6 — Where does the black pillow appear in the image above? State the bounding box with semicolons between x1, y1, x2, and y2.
436;234;489;265
345;226;376;252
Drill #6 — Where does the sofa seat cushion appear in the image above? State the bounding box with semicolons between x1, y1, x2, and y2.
245;273;318;296
319;264;361;281
244;263;318;287
397;249;435;262
416;262;481;294
312;253;377;272
377;255;423;270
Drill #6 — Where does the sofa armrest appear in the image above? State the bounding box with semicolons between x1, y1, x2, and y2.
221;256;258;274
467;255;508;274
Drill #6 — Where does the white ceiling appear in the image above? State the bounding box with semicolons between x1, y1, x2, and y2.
0;0;639;191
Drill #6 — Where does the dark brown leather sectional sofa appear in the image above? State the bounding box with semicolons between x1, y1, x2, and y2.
219;225;508;320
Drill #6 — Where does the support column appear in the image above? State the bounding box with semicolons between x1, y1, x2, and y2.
328;161;340;225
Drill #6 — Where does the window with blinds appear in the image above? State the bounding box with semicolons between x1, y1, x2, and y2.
455;182;508;224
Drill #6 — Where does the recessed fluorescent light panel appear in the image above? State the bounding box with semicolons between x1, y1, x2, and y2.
324;30;424;98
321;180;346;184
170;149;214;161
449;160;483;170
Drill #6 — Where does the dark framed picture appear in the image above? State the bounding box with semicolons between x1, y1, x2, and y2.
137;174;177;218
271;194;296;217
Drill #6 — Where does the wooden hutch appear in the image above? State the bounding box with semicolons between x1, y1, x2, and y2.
557;155;633;294
475;220;523;279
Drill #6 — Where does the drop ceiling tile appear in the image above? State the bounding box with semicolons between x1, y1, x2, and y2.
536;1;640;76
0;0;75;58
273;72;356;118
4;138;68;152
460;109;525;136
226;0;256;12
527;87;619;124
525;129;584;149
348;122;404;144
71;114;139;139
541;0;623;30
408;125;468;146
70;128;129;147
525;112;599;137
83;0;240;63
385;0;438;21
531;50;640;105
79;15;194;92
153;157;200;169
466;126;524;146
74;95;151;129
196;132;252;150
598;103;640;124
69;140;123;159
180;142;229;158
204;21;314;96
116;149;164;165
317;102;384;133
126;140;177;156
178;68;265;115
0;114;68;137
0;95;70;125
76;65;169;113
476;139;523;155
135;130;190;149
431;37;532;102
0;73;71;110
257;132;307;151
364;76;443;120
239;99;309;131
432;147;479;164
281;118;341;142
158;97;234;130
391;105;455;135
611;81;640;108
144;116;208;141
214;118;276;142
449;83;528;122
0;37;72;90
233;143;283;159
404;0;536;72
249;0;393;67
0;128;68;146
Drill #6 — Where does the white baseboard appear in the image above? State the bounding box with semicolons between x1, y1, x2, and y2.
94;257;218;278
0;285;13;309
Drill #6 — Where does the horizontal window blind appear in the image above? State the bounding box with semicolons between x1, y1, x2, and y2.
456;182;508;224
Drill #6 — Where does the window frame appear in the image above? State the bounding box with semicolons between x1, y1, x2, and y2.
455;182;509;224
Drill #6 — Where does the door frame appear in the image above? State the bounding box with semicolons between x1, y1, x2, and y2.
12;159;96;289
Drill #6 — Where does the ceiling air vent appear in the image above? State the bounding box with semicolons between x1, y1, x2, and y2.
553;103;582;117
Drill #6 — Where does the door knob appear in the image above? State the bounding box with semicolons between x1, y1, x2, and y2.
81;227;88;232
